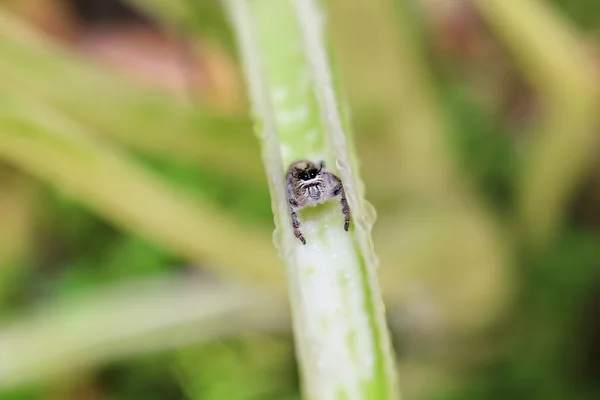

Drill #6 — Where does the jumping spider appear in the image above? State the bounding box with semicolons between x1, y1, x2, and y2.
286;159;350;245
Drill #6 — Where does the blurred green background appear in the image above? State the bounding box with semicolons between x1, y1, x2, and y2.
1;0;600;399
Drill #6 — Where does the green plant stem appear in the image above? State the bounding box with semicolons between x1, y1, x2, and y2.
225;0;399;399
473;0;600;248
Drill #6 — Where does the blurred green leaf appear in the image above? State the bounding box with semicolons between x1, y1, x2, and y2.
125;0;237;53
0;10;263;183
0;167;33;309
176;335;298;400
473;0;600;248
0;93;285;289
0;275;288;390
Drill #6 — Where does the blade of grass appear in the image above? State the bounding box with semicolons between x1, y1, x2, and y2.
472;0;600;248
0;93;285;290
225;0;400;399
0;274;287;390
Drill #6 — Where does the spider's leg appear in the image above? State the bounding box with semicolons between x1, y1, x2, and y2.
289;201;306;244
327;173;351;231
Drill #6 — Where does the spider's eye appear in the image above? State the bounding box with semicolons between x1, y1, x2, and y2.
309;170;318;179
298;172;309;181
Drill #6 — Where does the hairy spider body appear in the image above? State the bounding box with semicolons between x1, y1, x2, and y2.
286;160;350;244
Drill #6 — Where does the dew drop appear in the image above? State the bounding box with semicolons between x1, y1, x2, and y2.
355;201;380;269
272;227;283;254
367;251;380;269
362;200;378;228
271;87;288;104
335;158;348;171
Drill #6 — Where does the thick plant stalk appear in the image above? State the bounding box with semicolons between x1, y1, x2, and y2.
472;0;600;247
225;0;399;399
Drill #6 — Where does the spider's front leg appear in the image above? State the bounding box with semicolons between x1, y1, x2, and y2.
289;198;306;244
287;171;307;245
327;173;351;231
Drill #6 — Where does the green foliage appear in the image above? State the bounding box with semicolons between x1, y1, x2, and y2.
176;335;299;400
442;83;518;212
100;355;189;400
136;154;272;226
436;232;600;400
552;0;600;31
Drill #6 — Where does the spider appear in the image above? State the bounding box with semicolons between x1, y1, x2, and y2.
286;160;350;244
